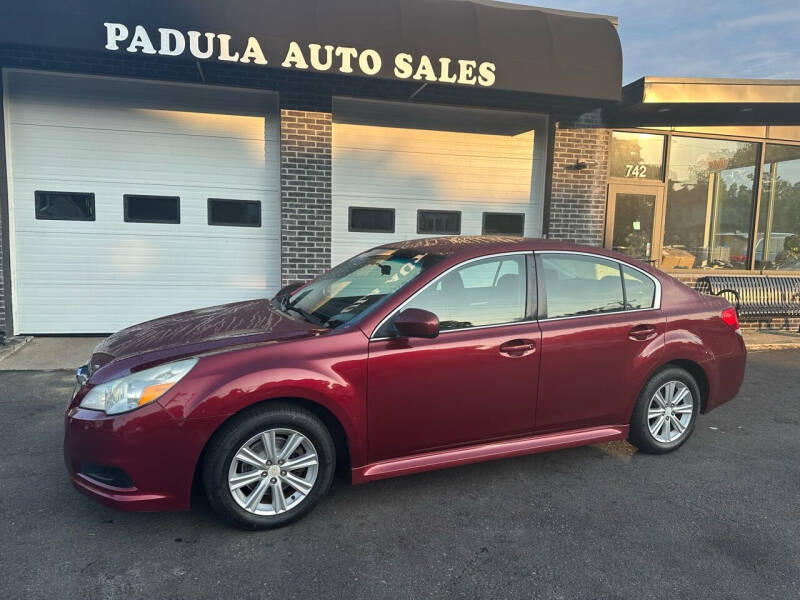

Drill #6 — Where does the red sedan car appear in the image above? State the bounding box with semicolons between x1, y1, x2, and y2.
65;237;746;529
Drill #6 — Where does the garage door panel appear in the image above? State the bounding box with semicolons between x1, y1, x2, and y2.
333;148;536;202
6;71;280;334
15;283;271;334
14;221;279;242
11;181;278;237
9;73;279;141
10;125;276;191
333;125;535;158
333;171;535;202
15;232;276;284
331;199;537;262
10;107;276;141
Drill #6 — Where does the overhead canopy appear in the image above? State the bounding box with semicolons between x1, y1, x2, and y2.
607;77;800;126
0;0;622;101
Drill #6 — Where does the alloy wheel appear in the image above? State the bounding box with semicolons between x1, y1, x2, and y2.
647;381;694;444
228;428;319;516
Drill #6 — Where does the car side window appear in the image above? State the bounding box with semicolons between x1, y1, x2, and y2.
622;265;656;309
538;254;625;319
395;255;527;332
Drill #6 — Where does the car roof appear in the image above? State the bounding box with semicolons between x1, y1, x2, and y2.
380;236;623;259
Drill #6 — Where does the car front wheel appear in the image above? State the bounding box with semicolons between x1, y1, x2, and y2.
629;366;700;454
202;403;335;529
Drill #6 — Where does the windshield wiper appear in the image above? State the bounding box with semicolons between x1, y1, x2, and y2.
285;305;327;327
273;286;325;326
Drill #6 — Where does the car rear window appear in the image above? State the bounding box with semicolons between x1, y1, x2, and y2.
622;265;656;309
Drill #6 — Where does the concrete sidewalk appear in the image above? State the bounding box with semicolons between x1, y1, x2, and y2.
0;336;104;370
0;328;797;370
743;329;800;351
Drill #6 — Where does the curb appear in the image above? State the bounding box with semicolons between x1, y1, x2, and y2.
746;343;800;351
0;336;33;363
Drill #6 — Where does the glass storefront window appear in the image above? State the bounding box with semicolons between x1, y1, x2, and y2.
610;132;665;180
756;144;800;270
662;136;759;270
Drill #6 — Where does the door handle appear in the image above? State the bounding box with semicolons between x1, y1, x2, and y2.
628;324;658;341
499;339;537;357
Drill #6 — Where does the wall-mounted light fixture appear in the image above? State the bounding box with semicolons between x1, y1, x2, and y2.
567;158;588;171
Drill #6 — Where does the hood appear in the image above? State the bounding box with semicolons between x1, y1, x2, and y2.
89;298;317;372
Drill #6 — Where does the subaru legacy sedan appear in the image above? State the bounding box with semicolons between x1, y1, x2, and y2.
65;237;746;529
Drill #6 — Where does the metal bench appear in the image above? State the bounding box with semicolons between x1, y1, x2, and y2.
695;275;800;318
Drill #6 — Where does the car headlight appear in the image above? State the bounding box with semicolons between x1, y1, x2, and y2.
79;358;198;415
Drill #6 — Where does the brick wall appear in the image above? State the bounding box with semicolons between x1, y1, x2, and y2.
280;109;332;286
547;111;609;246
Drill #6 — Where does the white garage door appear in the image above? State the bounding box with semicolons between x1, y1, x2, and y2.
331;98;548;265
4;70;280;334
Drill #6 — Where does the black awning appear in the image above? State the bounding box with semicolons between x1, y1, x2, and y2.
0;0;622;101
606;77;800;126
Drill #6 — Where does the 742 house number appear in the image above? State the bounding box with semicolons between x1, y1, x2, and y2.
625;164;648;178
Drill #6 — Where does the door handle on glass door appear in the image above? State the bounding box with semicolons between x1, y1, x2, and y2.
499;339;537;357
628;324;658;341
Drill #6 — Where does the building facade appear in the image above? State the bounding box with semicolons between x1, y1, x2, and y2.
551;78;800;330
0;1;798;335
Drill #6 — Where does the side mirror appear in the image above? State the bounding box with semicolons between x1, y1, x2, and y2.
394;308;439;339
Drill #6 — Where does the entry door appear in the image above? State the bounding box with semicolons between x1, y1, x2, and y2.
605;184;664;266
366;253;541;463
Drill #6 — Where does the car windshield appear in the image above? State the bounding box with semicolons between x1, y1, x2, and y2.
280;248;444;328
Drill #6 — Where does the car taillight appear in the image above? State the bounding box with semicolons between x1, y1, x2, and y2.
721;307;740;330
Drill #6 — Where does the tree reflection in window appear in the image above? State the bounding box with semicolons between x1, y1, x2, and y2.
662;137;759;270
756;144;800;270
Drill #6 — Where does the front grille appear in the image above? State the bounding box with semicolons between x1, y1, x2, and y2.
79;462;135;489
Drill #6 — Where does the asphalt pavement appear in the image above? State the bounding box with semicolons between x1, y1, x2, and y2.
0;350;798;599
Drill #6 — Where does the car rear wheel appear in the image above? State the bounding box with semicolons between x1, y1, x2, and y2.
629;367;700;454
202;403;335;530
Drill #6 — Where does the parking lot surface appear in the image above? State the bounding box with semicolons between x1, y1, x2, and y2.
1;350;798;599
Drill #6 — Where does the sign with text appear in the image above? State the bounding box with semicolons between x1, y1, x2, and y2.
103;23;497;87
0;0;622;100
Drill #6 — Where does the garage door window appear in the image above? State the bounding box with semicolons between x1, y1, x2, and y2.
349;207;395;233
35;191;95;221
208;199;261;227
483;213;524;235
417;210;461;235
124;195;180;224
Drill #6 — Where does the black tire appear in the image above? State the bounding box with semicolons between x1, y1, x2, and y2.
202;402;335;530
629;366;701;455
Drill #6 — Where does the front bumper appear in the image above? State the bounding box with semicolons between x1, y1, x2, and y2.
64;401;217;511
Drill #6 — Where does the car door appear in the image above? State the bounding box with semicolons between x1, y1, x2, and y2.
366;252;541;463
533;251;665;433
